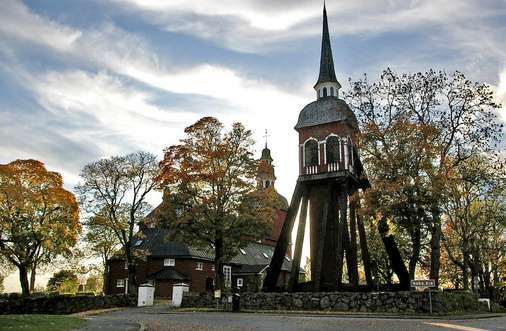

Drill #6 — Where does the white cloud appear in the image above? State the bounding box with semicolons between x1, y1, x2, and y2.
106;0;505;54
33;70;200;155
0;1;307;201
0;0;81;51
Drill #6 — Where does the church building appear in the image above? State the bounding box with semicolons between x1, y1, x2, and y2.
104;147;295;298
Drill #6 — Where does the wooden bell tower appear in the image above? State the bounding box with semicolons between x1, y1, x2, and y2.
263;4;372;292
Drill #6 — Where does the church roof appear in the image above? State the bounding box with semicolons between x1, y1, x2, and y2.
295;97;358;130
314;4;340;88
115;227;294;272
260;147;273;163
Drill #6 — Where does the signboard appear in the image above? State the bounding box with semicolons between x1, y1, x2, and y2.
214;290;221;299
411;279;435;288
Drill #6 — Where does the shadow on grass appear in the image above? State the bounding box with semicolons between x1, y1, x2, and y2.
0;314;87;331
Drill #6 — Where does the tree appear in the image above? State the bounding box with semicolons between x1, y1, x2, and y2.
156;117;277;291
0;160;80;296
47;269;79;293
346;69;502;286
84;208;121;288
76;152;158;294
441;155;506;291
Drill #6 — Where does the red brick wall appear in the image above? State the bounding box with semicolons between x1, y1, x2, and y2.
297;122;358;144
106;258;216;297
106;260;128;295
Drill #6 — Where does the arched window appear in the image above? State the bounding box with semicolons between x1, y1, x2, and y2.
304;140;319;166
330;86;334;96
323;87;327;97
326;136;340;164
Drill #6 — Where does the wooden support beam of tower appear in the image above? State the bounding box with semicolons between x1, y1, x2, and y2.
356;195;374;287
288;191;309;291
347;192;359;286
312;182;332;292
336;183;348;286
263;181;304;291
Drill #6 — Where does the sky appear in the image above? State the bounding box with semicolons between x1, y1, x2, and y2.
1;0;506;291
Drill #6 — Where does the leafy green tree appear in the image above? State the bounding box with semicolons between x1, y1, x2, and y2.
76;152;158;295
156;117;278;291
47;270;79;293
0;160;81;296
83;208;121;289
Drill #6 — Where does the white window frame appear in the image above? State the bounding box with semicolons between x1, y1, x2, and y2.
237;278;243;287
164;258;175;267
116;279;125;288
223;265;232;288
124;261;128;270
196;262;203;270
211;264;215;271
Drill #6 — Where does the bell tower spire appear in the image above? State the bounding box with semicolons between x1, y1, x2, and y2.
314;3;341;99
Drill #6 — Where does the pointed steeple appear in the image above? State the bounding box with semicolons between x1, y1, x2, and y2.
314;3;341;91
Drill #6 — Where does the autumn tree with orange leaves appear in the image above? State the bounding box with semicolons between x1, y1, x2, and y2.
0;160;80;296
156;117;277;291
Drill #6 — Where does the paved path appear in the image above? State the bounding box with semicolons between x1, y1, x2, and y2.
77;306;506;331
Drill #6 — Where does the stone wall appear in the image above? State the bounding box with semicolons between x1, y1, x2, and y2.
182;291;485;314
0;293;136;315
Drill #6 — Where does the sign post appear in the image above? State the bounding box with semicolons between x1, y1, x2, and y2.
411;279;436;314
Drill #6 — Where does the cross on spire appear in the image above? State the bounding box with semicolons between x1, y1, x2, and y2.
263;129;270;149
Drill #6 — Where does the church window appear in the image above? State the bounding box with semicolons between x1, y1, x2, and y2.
304;140;319;166
326;136;340;164
323;87;327;97
196;262;203;270
330;86;334;96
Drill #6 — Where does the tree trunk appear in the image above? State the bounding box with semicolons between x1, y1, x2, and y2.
377;217;410;289
19;264;30;297
462;256;469;290
30;266;36;292
125;245;137;295
408;225;421;280
215;237;224;292
430;207;442;287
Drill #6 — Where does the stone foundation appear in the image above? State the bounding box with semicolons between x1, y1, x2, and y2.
182;291;485;314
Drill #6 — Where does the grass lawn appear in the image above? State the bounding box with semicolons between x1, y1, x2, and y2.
0;314;87;331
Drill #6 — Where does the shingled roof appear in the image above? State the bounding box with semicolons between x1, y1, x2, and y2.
133;227;214;260
295;97;359;130
124;227;295;273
